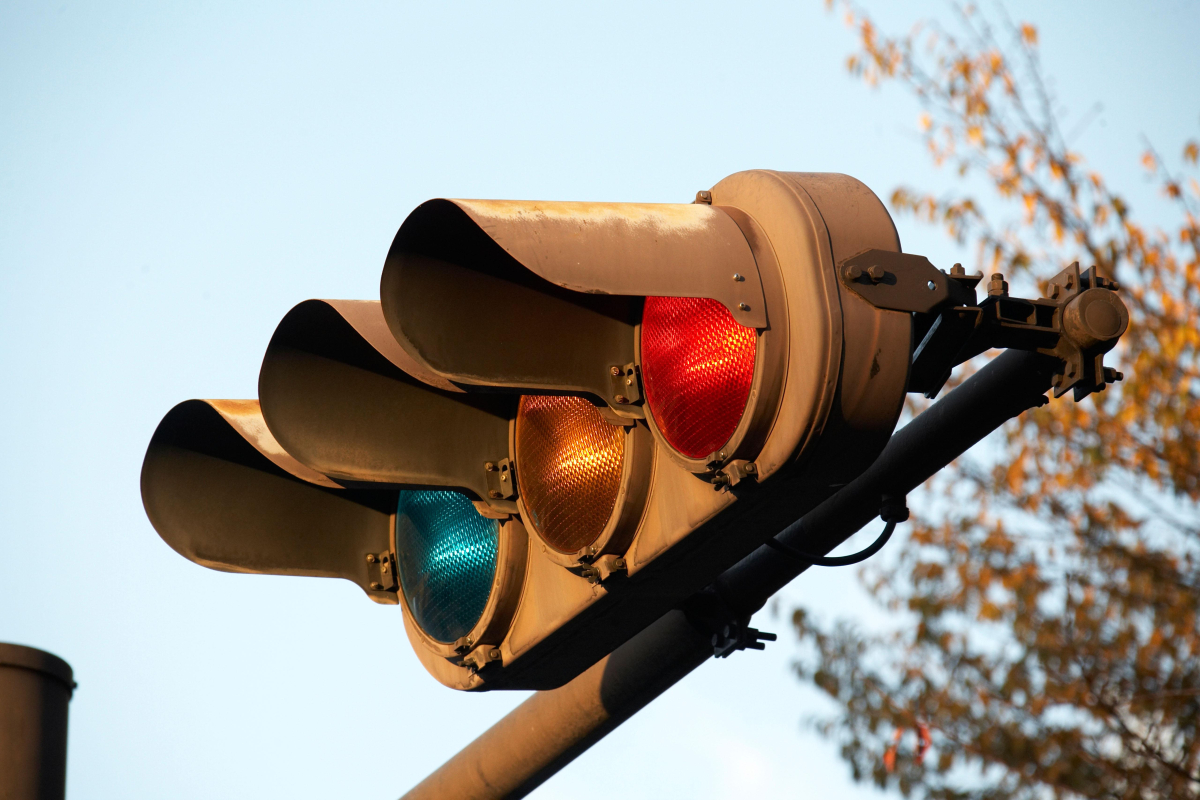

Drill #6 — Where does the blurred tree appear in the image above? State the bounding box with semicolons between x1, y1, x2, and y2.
792;4;1200;799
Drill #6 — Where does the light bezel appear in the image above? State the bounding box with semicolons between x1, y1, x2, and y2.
637;207;789;476
396;497;529;661
513;402;654;569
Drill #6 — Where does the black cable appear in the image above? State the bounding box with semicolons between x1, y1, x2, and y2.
768;515;902;566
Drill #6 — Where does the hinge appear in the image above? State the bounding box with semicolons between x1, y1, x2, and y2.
711;459;758;490
608;363;642;407
460;644;503;673
484;458;517;501
578;554;628;584
366;550;397;593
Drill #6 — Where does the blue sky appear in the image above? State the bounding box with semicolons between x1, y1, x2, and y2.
2;1;1197;797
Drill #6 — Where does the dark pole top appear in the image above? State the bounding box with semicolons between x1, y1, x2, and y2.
0;643;76;695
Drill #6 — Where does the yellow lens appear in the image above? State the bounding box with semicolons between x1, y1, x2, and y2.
515;395;624;554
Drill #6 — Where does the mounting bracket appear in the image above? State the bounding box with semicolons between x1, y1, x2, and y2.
840;251;1129;400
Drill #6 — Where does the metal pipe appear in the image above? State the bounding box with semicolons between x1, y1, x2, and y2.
401;610;712;799
401;349;1057;799
0;644;75;800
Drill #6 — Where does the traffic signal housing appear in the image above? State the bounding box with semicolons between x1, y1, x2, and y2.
149;169;1087;691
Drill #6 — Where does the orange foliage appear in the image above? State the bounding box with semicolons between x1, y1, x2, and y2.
794;3;1200;799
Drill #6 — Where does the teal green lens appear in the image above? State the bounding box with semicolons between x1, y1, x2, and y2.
396;490;499;644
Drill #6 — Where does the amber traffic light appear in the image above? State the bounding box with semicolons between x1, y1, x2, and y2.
144;170;942;691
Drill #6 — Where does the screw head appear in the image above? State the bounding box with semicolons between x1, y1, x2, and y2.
485;462;496;472
610;365;622;376
369;582;383;591
614;394;629;404
488;490;502;499
366;553;377;563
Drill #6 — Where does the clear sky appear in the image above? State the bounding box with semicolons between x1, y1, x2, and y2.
2;1;1197;797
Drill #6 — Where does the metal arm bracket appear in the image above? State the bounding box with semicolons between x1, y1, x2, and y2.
841;252;1129;401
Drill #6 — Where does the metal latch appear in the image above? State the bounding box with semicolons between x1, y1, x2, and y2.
460;644;503;673
485;458;517;500
366;550;397;592
578;554;628;584
712;459;758;489
608;363;642;406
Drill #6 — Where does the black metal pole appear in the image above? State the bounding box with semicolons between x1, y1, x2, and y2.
0;644;75;800
400;350;1058;800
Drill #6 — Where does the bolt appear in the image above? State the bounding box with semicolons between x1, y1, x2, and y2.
625;378;633;386
745;462;757;474
500;473;508;482
987;273;1009;298
950;263;965;276
366;554;378;563
610;365;622;376
867;265;886;282
485;461;496;472
613;557;627;570
737;302;750;311
370;582;383;591
695;190;713;204
1049;284;1061;300
488;490;502;499
927;280;937;291
846;265;864;280
614;394;629;404
732;273;745;282
489;648;501;660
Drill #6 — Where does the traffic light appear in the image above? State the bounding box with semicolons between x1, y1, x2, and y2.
142;169;1125;692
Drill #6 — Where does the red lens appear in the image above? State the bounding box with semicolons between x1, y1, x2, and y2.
640;297;756;459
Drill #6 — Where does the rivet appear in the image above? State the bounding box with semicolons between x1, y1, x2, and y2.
369;582;383;591
500;473;508;482
927;280;937;291
614;394;629;404
732;273;745;282
485;462;496;472
738;302;750;311
488;490;502;499
610;366;622;376
366;554;377;563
